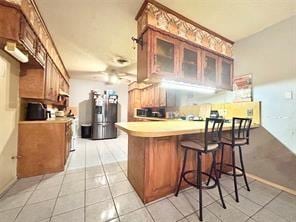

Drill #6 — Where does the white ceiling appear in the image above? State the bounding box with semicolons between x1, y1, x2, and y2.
35;0;296;79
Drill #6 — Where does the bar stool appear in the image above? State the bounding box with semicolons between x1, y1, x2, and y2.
175;118;226;221
218;117;252;203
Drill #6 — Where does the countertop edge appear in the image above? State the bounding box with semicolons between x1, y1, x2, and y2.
115;122;260;138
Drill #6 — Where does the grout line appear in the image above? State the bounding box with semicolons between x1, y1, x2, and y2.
249;190;282;219
49;140;84;222
96;140;120;221
13;175;44;222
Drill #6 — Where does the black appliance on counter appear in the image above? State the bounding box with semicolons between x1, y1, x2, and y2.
91;90;118;140
136;108;148;117
26;102;51;120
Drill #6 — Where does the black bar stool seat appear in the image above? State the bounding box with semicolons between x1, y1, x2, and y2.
175;118;226;221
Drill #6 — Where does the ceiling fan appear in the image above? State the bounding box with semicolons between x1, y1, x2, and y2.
97;55;137;85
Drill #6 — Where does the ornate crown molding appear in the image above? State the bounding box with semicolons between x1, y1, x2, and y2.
137;1;233;58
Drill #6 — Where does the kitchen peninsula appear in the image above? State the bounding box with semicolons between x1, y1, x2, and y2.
116;120;259;203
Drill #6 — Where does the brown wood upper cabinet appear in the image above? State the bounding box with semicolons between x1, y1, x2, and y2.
152;32;179;77
137;29;233;90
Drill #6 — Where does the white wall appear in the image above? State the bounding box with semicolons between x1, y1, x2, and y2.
0;50;20;193
234;16;296;153
69;78;128;125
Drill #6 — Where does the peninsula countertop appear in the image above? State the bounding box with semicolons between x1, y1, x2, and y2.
116;120;260;137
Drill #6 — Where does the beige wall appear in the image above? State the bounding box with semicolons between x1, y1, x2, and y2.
0;50;20;193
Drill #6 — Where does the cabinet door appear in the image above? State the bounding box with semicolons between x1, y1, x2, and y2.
45;57;53;100
219;58;233;90
202;51;218;87
36;42;46;67
152;32;179;76
146;136;178;200
181;44;201;81
20;18;37;55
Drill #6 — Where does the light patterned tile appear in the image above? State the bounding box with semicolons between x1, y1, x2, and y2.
120;208;153;222
106;171;127;184
147;199;183;222
207;201;249;222
264;192;296;221
63;172;85;184
110;180;134;197
168;192;199;216
51;207;84;222
27;185;60;204
0;191;32;212
0;207;22;222
15;199;55;222
239;181;281;206
114;192;144;216
252;208;287;222
86;186;112;206
86;175;108;190
59;180;85;196
186;208;221;222
85;199;117;222
224;195;262;217
53;192;84;216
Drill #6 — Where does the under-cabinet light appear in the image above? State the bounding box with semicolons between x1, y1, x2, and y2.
4;42;29;63
160;79;216;94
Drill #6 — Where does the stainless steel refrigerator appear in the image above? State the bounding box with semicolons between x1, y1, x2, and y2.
91;90;118;140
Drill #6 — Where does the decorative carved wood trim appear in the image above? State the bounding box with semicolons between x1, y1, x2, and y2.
136;0;234;58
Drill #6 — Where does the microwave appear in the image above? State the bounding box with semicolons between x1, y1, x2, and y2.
136;108;148;117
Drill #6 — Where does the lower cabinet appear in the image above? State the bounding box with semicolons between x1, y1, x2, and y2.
17;121;71;178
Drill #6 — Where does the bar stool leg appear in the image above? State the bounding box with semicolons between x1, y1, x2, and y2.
219;144;224;178
175;149;188;196
206;158;214;186
197;152;203;221
232;148;239;202
213;151;226;209
238;146;250;191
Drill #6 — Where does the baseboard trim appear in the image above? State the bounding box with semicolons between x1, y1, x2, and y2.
0;178;17;198
246;172;296;196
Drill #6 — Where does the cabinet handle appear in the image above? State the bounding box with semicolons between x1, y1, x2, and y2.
11;155;23;159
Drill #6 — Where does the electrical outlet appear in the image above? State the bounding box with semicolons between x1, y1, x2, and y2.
247;109;253;116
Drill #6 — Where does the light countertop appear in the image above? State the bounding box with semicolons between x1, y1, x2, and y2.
19;117;73;124
133;116;167;121
115;121;260;137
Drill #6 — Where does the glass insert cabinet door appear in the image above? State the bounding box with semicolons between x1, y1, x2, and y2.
203;51;218;86
182;46;199;80
220;58;233;89
153;33;178;75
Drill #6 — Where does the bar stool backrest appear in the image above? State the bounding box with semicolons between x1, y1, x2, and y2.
204;118;224;152
232;117;252;144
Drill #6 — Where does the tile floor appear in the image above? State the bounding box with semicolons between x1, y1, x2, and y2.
0;134;295;222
